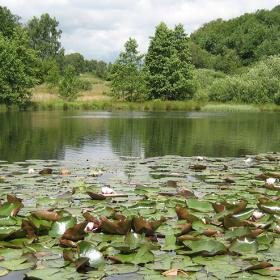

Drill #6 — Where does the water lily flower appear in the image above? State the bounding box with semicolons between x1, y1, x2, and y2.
244;158;254;166
266;178;276;185
28;168;35;174
101;186;114;194
84;222;99;232
252;211;264;220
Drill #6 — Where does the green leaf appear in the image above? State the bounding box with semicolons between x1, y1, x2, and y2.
183;239;227;256
186;199;213;213
77;241;105;268
49;216;77;237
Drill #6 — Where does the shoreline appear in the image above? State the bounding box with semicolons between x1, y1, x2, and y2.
1;101;280;113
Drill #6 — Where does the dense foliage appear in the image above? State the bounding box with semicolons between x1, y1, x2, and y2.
1;4;280;105
145;23;194;100
191;5;280;73
0;8;39;106
110;38;146;101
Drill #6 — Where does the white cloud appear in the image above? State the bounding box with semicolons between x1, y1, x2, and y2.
0;0;279;61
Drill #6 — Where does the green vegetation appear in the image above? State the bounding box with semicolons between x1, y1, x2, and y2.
0;7;39;106
190;6;280;71
110;38;145;101
0;154;280;278
1;5;280;108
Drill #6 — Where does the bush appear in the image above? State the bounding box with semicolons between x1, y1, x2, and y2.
58;65;80;101
208;56;280;104
78;79;92;91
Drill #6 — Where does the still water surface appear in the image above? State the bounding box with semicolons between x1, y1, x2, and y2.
0;110;279;162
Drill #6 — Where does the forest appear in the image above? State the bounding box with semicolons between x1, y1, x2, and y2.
1;5;280;107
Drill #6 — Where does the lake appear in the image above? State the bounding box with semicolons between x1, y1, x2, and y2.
0;110;279;162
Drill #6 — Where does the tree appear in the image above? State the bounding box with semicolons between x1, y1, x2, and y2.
58;65;80;101
0;6;20;38
110;38;146;101
63;53;85;74
0;29;39;106
27;13;62;60
145;23;195;100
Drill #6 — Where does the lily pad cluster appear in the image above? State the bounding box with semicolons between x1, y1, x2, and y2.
0;153;279;279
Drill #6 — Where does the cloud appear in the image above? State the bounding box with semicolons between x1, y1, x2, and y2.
0;0;279;61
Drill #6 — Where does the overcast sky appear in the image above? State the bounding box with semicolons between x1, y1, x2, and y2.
0;0;279;61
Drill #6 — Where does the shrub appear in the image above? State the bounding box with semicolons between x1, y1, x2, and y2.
58;65;80;101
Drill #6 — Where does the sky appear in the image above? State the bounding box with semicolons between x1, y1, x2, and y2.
0;0;279;61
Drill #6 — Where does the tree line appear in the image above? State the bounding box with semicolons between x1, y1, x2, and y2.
0;6;108;105
1;5;280;106
111;5;280;104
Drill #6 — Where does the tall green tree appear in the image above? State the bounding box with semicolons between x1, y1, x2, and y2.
145;23;194;100
0;6;20;38
110;38;145;101
27;13;62;60
0;29;39;106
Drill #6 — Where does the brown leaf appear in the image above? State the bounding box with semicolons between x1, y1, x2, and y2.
39;168;53;175
190;164;207;171
32;210;61;221
87;192;106;200
175;205;200;222
22;220;37;239
100;216;131;235
245;262;272;271
162;268;188;277
60;239;77;248
176;223;192;236
62;222;87;241
132;216;166;236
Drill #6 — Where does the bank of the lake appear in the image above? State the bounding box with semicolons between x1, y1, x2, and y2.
2;101;280;113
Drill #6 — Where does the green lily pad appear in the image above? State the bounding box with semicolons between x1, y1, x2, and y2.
77;241;105;268
49;216;77;237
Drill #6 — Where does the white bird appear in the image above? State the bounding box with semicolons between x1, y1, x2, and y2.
196;156;204;161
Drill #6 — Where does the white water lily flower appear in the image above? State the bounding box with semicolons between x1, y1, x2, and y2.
28;168;35;174
266;178;276;185
85;222;99;233
101;186;114;194
244;158;254;166
252;211;264;220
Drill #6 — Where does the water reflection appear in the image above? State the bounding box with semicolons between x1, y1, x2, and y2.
0;111;279;162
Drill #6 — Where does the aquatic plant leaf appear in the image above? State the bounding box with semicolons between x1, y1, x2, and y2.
183;239;227;256
49;216;77;237
39;168;53;175
132;216;166;235
110;246;154;264
175;206;200;222
258;199;280;214
32;210;61;222
229;238;258;255
186;199;213;213
100;216;131;235
77;241;105;268
62;221;87;241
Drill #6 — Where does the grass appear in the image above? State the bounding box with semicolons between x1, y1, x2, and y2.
31;73;111;103
29;100;203;112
